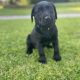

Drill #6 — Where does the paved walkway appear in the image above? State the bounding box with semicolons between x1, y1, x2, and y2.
0;13;80;20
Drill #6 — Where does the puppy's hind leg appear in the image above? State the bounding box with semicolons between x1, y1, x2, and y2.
26;34;33;54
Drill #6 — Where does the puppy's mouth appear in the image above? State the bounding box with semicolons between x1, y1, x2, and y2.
45;20;51;24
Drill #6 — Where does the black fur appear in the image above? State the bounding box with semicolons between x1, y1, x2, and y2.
26;1;61;63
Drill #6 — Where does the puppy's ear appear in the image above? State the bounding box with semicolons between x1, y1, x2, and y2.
31;6;36;22
51;3;57;19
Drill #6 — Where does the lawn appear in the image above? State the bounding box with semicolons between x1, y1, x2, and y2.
0;2;80;16
0;8;28;16
56;2;80;13
0;18;80;80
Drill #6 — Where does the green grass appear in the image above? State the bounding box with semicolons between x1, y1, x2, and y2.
0;2;80;16
0;8;28;15
0;18;80;80
56;2;80;13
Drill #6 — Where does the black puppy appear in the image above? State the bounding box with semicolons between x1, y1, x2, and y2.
26;1;61;63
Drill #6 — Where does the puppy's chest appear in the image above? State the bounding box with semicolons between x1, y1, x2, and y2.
40;29;54;45
40;37;52;45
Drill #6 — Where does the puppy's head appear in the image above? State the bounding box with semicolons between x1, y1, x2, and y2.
31;1;57;26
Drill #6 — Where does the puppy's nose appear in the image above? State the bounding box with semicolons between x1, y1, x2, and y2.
44;16;51;21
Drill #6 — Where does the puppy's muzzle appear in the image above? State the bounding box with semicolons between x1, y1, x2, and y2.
44;16;51;24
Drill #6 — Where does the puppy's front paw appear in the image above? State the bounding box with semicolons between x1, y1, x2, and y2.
38;56;47;64
53;54;61;61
